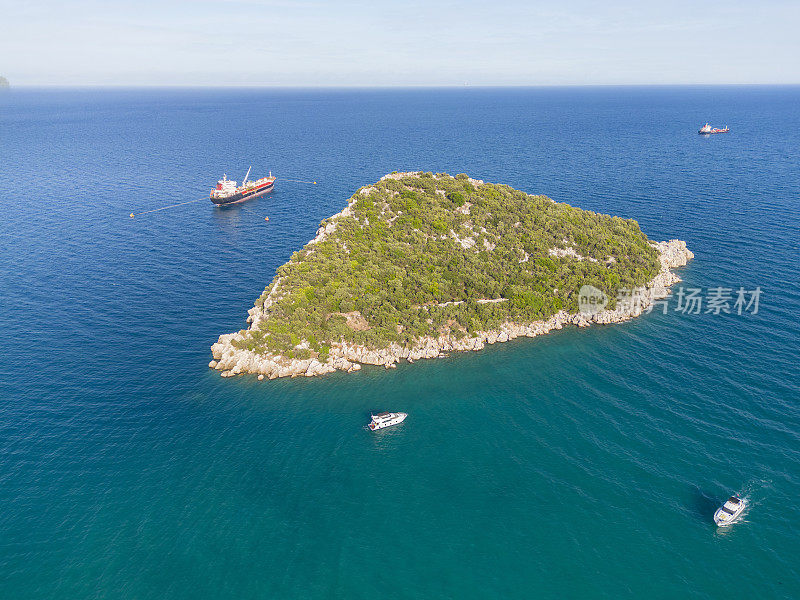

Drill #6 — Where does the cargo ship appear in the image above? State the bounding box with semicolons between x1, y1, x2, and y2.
210;167;275;205
698;123;729;135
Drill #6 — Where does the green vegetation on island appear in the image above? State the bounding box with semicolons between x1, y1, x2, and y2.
235;173;660;359
0;76;9;88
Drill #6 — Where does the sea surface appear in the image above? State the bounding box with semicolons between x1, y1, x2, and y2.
1;86;799;599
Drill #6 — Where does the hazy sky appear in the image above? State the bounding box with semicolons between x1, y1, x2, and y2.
2;0;799;86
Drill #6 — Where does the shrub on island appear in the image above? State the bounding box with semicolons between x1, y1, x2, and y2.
232;173;661;358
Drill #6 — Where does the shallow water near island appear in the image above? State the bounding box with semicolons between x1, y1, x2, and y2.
1;86;799;599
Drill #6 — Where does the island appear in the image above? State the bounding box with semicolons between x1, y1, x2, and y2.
0;76;9;89
210;172;693;379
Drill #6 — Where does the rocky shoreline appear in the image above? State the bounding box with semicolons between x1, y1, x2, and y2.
209;236;693;380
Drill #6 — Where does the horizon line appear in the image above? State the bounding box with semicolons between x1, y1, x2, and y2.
5;82;800;90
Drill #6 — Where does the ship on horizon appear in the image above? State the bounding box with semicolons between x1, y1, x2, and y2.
210;166;275;205
699;123;729;135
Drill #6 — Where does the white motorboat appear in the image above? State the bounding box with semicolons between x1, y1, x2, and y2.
367;412;407;431
714;495;746;526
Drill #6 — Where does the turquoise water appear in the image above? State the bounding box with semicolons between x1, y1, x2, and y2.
1;87;799;598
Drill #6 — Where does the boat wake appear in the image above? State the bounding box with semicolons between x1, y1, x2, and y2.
738;477;774;510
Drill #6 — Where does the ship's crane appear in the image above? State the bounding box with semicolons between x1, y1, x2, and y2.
242;165;252;185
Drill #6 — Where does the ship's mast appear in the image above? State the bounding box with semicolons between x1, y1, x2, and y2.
243;166;252;184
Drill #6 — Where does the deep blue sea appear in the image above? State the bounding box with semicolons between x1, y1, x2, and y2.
1;86;799;599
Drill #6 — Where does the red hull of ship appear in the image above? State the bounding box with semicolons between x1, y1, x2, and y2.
211;179;275;205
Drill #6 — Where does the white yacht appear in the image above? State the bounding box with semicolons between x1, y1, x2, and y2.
367;412;407;431
714;495;746;526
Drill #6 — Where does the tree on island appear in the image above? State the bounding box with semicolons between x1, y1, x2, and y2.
0;76;9;88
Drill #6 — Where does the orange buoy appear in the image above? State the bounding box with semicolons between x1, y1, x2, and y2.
264;216;270;222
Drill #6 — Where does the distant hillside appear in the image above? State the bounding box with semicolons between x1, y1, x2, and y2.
0;76;9;88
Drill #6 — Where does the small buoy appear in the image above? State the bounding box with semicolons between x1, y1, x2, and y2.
313;181;317;184
264;216;270;222
130;213;134;218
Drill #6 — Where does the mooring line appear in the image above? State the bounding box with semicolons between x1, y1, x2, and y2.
129;197;206;218
129;177;317;217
